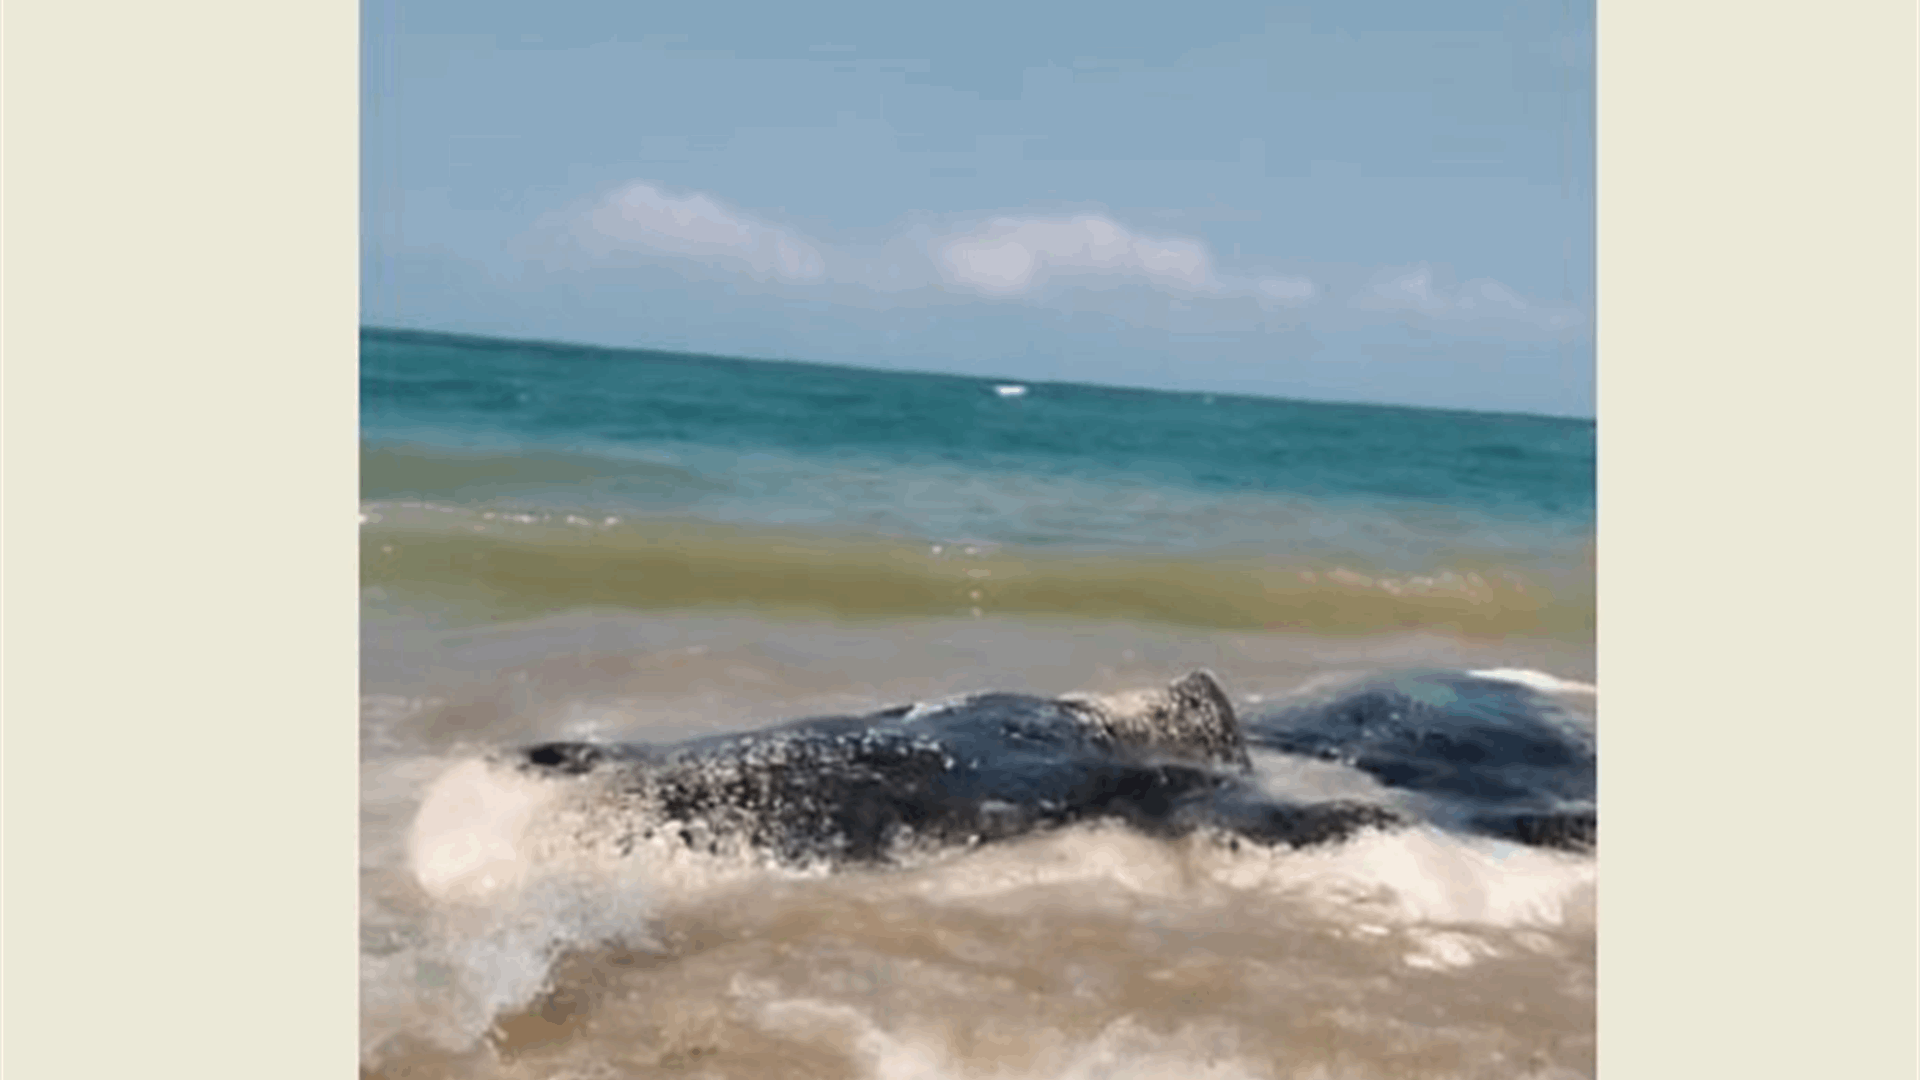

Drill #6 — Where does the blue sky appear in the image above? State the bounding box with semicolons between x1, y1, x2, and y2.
363;1;1595;416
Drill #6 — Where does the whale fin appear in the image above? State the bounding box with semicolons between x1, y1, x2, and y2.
1064;670;1251;770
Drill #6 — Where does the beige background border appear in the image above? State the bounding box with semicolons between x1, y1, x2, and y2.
1596;0;1917;1074
3;2;1914;1076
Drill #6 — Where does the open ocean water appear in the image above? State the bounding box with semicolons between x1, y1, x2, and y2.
359;327;1597;1080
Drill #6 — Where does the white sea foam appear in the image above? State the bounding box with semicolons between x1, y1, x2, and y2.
744;986;1274;1080
1202;824;1596;931
885;815;1595;942
408;758;562;902
1400;928;1505;971
1467;668;1598;696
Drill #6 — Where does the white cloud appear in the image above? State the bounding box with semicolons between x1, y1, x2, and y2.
1355;263;1583;333
1365;265;1451;314
928;214;1327;313
573;181;825;282
543;187;1324;312
528;183;1587;342
934;215;1211;295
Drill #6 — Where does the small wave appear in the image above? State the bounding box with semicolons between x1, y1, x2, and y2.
361;504;1594;640
744;997;1271;1080
1200;825;1595;930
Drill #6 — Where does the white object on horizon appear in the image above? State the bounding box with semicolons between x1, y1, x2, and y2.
994;384;1028;397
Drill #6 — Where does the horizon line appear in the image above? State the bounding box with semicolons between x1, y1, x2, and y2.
360;324;1596;425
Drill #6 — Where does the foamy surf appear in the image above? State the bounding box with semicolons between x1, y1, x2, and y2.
1467;668;1598;696
740;993;1275;1080
1200;825;1596;931
408;758;561;902
898;820;1595;944
375;801;1593;1072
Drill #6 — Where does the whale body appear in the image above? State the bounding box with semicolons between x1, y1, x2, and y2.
409;670;1595;901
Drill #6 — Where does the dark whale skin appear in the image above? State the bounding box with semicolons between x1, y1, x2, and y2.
1247;671;1596;852
508;670;1595;869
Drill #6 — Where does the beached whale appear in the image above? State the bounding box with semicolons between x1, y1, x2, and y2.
409;670;1595;901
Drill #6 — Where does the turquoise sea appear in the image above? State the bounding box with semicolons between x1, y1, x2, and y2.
360;327;1594;639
